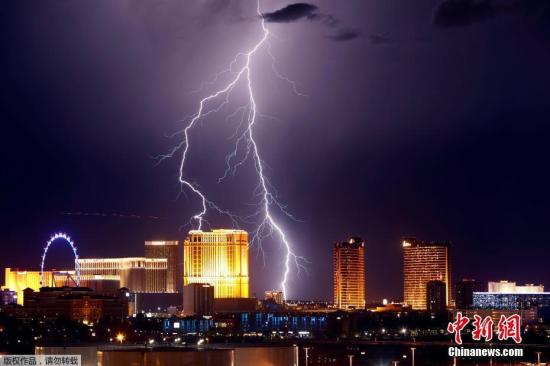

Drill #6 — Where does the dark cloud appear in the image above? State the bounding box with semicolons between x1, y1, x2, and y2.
262;3;318;23
433;0;550;28
263;3;360;42
327;28;360;42
368;33;398;45
308;13;339;27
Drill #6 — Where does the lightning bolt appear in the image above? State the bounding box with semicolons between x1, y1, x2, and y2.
157;0;307;299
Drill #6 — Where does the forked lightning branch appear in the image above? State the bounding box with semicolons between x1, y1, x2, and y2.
157;0;307;299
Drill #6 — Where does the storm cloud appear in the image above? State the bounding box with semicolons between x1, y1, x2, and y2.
327;28;360;42
263;2;359;42
262;3;318;23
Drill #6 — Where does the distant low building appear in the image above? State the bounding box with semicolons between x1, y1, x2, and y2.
473;292;550;310
22;287;128;322
487;281;544;294
473;280;549;311
368;302;411;313
2;268;78;305
264;290;284;305
0;288;17;305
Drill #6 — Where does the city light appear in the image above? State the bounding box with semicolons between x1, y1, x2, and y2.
184;229;249;298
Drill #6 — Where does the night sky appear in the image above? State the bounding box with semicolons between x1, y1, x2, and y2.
1;0;550;301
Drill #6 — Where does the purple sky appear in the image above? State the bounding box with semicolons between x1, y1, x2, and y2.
1;0;550;301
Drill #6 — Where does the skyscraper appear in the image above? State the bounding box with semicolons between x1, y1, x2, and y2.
426;280;447;313
402;238;451;310
144;240;179;293
183;229;249;299
333;237;366;310
455;279;484;309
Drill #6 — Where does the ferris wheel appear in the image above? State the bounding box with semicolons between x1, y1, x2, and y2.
40;232;81;287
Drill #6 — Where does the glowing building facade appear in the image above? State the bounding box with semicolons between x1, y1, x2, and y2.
183;229;249;299
487;281;544;294
144;241;179;293
402;238;451;310
78;257;167;293
2;268;81;305
265;290;284;304
3;268;50;305
333;237;366;310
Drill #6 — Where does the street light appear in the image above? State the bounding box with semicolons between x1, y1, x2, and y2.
410;347;416;366
304;347;310;366
116;333;125;343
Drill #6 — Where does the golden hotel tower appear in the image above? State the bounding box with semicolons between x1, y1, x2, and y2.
402;238;451;310
333;237;366;310
183;229;249;298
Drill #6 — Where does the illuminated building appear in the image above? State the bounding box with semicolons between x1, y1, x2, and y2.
78;257;167;293
3;268;52;305
426;280;447;313
333;237;365;310
488;281;544;293
1;289;17;305
183;283;214;316
473;281;549;310
2;268;89;304
145;240;179;293
402;238;451;310
265;290;284;304
183;229;249;299
455;279;484;309
473;292;550;310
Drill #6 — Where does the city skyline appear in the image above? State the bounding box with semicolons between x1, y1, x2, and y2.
2;0;550;302
3;229;547;305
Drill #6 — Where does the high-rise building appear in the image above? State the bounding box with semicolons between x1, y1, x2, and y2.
78;257;167;293
183;229;249;299
333;237;366;310
455;279;484;309
402;238;451;310
426;280;447;313
183;283;214;316
145;241;179;293
264;290;284;304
